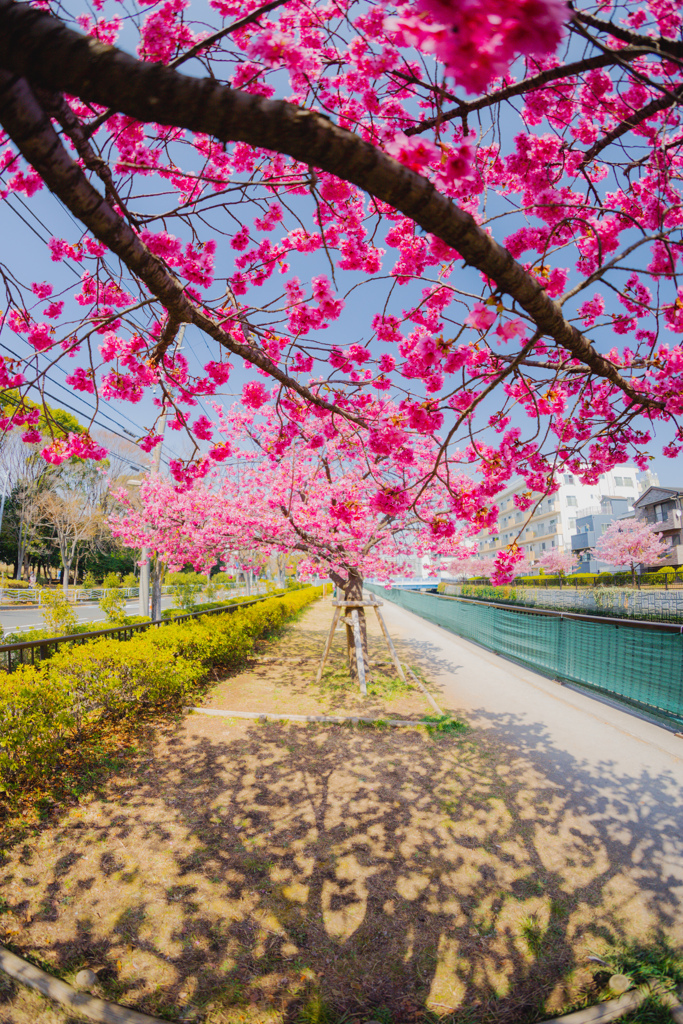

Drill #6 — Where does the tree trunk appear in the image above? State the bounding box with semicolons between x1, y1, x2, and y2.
16;523;27;580
151;558;163;621
342;568;369;685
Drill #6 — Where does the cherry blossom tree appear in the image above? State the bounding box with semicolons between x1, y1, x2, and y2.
2;0;683;581
445;553;491;580
112;399;477;677
591;517;668;585
537;548;578;580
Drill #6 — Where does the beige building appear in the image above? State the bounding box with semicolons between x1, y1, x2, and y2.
477;467;658;566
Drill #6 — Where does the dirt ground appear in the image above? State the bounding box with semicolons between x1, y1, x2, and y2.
0;599;678;1024
203;597;437;720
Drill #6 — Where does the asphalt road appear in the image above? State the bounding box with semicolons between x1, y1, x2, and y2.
0;585;265;635
379;597;683;940
0;596;176;634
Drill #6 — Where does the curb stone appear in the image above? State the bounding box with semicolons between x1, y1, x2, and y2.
0;944;169;1024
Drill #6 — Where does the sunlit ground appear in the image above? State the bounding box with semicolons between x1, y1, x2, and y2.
1;602;680;1024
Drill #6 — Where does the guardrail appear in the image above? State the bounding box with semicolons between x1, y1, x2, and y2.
0;582;273;606
368;584;683;730
0;585;173;605
0;594;275;673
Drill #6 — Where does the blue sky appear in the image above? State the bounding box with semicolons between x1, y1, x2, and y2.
0;0;680;489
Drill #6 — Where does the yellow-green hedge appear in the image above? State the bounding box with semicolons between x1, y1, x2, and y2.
0;587;321;798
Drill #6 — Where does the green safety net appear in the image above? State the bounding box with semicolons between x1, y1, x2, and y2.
366;585;683;729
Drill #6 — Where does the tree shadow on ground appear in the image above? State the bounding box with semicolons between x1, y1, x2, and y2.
209;601;435;719
1;705;682;1024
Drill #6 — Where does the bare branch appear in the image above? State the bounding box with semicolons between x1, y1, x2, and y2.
169;0;288;69
580;85;683;166
405;49;649;137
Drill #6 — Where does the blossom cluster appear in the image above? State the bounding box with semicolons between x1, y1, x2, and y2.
2;0;683;584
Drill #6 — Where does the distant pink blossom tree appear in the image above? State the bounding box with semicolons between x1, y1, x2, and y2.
538;548;578;581
445;554;493;580
592;518;668;586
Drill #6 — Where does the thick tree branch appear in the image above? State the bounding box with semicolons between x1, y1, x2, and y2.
33;85;140;226
0;0;663;413
85;0;288;138
0;70;361;424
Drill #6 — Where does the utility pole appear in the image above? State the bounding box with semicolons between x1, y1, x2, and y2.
139;403;168;618
139;324;184;618
0;472;8;536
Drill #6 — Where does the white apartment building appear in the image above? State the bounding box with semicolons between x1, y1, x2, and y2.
476;467;659;565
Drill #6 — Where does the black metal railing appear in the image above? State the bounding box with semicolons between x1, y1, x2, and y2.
0;595;272;673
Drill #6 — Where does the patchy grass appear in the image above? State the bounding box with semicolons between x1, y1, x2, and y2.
319;663;412;703
595;936;683;989
203;599;440;721
422;714;469;735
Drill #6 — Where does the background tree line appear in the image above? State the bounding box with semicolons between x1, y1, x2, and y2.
0;396;143;586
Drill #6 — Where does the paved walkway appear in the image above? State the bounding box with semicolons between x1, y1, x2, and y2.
380;598;683;928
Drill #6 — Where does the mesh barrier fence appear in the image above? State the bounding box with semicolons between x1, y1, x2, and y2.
366;585;683;729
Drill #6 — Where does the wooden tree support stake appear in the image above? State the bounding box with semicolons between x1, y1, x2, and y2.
351;608;367;695
373;603;407;683
315;604;341;683
316;594;406;694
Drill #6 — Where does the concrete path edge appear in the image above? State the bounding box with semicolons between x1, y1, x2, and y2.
0;944;169;1023
189;707;442;728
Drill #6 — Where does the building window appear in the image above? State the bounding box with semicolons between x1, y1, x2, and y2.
655;504;666;522
566;495;578;507
564;474;574;484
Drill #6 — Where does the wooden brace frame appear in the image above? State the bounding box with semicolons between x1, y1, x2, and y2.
315;597;407;694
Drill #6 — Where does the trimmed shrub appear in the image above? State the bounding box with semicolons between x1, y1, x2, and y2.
165;570;206;586
0;587;321;800
210;572;235;586
99;588;127;623
41;590;78;635
461;584;518;602
160;594;284;620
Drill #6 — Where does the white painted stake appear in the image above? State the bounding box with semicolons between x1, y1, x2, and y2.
351;608;367;695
